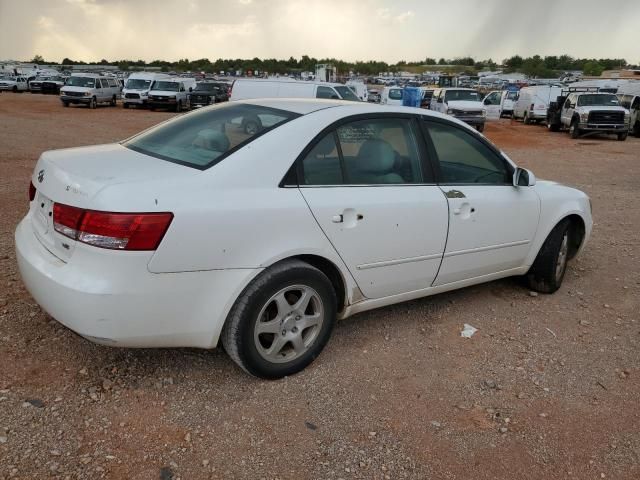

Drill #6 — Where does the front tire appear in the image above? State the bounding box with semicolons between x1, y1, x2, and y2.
633;122;640;138
110;95;116;106
221;260;337;379
89;97;97;109
617;132;628;141
175;100;182;113
569;119;580;138
476;124;485;133
526;219;571;294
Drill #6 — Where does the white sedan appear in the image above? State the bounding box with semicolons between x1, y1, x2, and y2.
16;99;592;378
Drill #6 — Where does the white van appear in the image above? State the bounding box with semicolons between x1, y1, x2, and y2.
229;79;361;102
380;86;403;105
512;85;563;124
482;90;519;119
147;78;197;112
122;72;171;108
59;73;121;108
345;80;368;101
617;83;640;137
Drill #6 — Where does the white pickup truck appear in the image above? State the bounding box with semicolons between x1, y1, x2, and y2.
430;88;486;132
560;92;629;140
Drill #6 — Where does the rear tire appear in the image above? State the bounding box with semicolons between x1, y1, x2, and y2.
221;260;337;379
110;95;116;106
547;122;559;132
62;101;69;107
569;119;580;138
123;103;129;109
523;112;531;124
526;219;571;294
89;97;97;109
617;132;628;141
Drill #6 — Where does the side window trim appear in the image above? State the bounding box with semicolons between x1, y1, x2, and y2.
420;117;514;186
287;113;438;188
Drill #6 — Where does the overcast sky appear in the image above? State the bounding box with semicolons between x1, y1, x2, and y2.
1;0;638;64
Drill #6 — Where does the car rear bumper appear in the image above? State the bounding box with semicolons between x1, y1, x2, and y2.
15;215;260;349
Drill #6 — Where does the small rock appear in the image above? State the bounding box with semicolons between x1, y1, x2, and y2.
539;413;548;418
368;431;377;437
430;421;441;428
50;450;61;456
0;436;7;443
483;379;497;389
579;320;590;326
25;398;44;408
516;392;527;399
102;379;113;391
184;432;191;442
529;291;538;297
79;367;88;376
304;421;317;431
160;467;174;480
202;460;209;467
499;427;508;433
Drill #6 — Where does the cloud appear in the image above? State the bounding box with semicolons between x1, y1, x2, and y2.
394;10;414;23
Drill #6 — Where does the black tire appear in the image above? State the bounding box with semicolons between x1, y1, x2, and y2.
221;259;337;379
89;97;97;109
123;103;129;109
634;122;640;138
547;122;559;132
617;132;628;141
12;86;17;93
110;95;116;107
62;101;69;108
175;100;181;113
149;105;156;111
523;112;531;125
569;119;580;138
526;219;571;294
476;124;485;133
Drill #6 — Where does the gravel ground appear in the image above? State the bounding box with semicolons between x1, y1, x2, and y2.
0;93;639;480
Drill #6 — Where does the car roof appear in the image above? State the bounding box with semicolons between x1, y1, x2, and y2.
235;98;475;127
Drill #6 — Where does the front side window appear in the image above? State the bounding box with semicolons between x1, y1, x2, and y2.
334;86;360;101
124;103;298;169
301;117;425;185
316;86;338;99
426;121;510;185
618;95;632;109
484;92;500;105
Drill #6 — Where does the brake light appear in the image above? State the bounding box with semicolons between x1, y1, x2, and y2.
29;181;36;202
53;203;173;250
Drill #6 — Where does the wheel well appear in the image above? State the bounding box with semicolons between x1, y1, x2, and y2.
565;214;585;259
293;255;346;312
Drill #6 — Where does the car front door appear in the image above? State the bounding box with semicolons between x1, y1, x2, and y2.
561;94;575;126
298;115;449;299
422;118;540;285
483;91;502;120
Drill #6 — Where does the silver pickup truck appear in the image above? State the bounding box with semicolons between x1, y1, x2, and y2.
560;92;629;140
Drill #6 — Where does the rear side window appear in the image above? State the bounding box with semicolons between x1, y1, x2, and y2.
301;117;426;185
426;121;510;185
124;103;299;169
389;89;403;100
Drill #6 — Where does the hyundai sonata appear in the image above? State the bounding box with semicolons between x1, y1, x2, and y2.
16;99;592;378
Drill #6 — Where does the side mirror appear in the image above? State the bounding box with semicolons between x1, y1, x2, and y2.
513;167;536;187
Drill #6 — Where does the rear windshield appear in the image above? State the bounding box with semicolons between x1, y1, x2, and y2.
123;103;299;169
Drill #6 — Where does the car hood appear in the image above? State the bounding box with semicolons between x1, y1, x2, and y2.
576;105;627;112
149;90;179;96
33;143;200;209
60;86;92;93
446;100;483;110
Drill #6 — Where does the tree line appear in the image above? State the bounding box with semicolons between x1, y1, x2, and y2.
27;54;634;77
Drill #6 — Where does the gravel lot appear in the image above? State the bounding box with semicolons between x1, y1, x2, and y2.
1;93;639;480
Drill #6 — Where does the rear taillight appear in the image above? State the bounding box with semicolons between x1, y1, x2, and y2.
53;203;173;251
29;181;36;202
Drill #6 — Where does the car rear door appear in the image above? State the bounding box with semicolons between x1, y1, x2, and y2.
422;118;540;285
298;115;448;299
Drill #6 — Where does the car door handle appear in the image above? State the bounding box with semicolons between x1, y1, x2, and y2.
332;215;343;223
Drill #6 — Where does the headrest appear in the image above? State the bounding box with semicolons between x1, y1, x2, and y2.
193;129;230;152
356;139;395;173
314;135;336;156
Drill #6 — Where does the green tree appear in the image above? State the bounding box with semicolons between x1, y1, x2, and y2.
583;61;605;76
30;54;45;64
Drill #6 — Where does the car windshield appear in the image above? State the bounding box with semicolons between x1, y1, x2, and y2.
195;83;219;92
123;103;299;169
445;90;481;102
153;81;180;92
66;76;96;88
334;86;361;101
389;89;403;100
126;79;152;89
577;94;620;107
